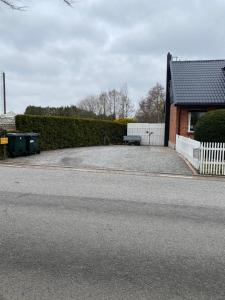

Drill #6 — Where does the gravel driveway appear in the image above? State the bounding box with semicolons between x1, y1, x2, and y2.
5;146;192;175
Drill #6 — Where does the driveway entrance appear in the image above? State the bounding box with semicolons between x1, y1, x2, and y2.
5;146;193;175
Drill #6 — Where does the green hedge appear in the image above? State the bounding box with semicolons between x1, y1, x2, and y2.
16;115;126;151
0;146;3;159
195;109;225;142
0;131;6;159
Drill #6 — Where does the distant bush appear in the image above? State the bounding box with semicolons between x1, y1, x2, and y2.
114;118;137;125
24;105;114;121
25;105;95;118
195;109;225;142
16;115;126;151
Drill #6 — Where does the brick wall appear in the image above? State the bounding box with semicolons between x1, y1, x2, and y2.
169;105;193;146
179;108;194;139
169;106;225;146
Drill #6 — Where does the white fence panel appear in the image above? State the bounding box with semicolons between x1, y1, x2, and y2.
127;123;165;146
176;135;200;170
176;135;225;175
200;143;225;176
0;112;16;131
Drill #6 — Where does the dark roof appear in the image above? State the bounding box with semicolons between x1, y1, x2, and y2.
170;59;225;106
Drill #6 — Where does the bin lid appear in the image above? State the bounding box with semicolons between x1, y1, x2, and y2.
7;132;40;137
7;133;28;137
26;132;40;136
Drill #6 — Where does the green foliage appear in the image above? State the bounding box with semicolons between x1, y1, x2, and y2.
0;130;7;160
25;105;96;118
16;115;126;151
114;118;137;125
195;109;225;142
25;105;114;121
0;146;3;159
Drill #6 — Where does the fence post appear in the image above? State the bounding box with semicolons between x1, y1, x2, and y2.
215;143;219;175
200;143;203;174
203;142;206;175
220;143;222;175
223;143;225;176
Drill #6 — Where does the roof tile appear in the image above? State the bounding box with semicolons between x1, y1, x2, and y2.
170;60;225;105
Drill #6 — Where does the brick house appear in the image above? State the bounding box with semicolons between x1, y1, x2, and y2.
164;53;225;148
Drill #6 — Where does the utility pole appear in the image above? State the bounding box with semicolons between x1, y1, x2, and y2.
2;72;6;114
1;72;7;160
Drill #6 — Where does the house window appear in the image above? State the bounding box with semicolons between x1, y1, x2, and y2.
188;111;205;132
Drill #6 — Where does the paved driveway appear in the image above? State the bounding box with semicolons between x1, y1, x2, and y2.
5;146;192;175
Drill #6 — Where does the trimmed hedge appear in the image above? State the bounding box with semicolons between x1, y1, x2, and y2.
0;131;6;159
0;146;3;159
195;109;225;142
16;115;126;151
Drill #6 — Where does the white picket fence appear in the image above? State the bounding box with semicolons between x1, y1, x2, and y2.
200;142;225;176
176;135;225;176
127;123;165;146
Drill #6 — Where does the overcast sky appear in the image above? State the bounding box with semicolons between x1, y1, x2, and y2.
0;0;225;113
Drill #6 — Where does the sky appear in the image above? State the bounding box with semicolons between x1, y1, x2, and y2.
0;0;225;113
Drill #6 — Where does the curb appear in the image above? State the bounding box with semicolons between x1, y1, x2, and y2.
1;161;225;182
177;153;199;176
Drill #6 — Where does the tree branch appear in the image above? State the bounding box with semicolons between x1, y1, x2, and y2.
0;0;74;10
0;0;26;10
63;0;74;6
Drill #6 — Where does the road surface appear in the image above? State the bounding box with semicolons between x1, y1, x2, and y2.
0;164;225;299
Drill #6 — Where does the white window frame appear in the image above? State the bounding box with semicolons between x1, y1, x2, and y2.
188;111;205;133
188;112;193;133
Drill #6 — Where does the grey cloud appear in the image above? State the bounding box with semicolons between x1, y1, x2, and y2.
0;0;224;113
88;0;183;27
110;1;225;57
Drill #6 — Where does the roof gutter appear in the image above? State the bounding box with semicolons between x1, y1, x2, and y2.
164;52;172;147
174;102;225;107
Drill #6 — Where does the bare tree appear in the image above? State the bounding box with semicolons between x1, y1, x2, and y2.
78;96;99;115
108;89;121;118
118;84;134;118
136;83;165;123
79;94;110;116
0;0;73;10
98;92;108;116
78;86;134;119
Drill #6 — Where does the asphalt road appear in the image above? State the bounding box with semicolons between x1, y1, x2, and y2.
1;165;225;299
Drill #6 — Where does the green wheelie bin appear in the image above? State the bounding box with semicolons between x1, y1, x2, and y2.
25;133;41;155
7;133;27;157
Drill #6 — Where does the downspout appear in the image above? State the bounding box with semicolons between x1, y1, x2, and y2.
164;52;172;146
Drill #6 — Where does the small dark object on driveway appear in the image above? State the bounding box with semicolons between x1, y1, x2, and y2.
123;135;141;146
